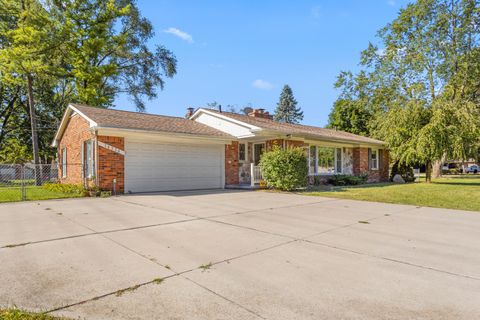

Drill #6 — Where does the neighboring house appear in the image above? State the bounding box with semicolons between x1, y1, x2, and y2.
52;104;389;193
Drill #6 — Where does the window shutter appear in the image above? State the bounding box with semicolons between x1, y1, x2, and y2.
368;148;372;171
378;149;383;170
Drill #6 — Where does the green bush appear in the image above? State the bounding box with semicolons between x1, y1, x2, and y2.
390;162;415;182
42;183;86;195
327;174;368;186
259;147;308;191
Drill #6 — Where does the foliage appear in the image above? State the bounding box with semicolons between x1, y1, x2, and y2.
0;308;70;320
0;186;84;202
0;0;177;162
42;182;86;195
328;0;480;182
304;176;480;212
273;85;303;124
390;162;416;183
326;174;368;186
260;147;308;191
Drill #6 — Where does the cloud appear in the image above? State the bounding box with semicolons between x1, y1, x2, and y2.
164;27;193;43
387;0;396;5
252;79;274;90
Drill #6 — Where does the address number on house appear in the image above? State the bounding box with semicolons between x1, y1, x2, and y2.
98;141;125;156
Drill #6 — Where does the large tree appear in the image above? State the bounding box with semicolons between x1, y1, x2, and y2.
274;85;303;124
0;0;177;164
329;0;480;182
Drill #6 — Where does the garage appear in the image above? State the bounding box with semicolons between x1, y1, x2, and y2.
124;138;225;193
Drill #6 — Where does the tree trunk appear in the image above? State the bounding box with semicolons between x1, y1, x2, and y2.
432;159;443;179
425;160;432;183
27;74;41;186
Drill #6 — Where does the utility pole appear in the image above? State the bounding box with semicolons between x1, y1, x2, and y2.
27;74;41;186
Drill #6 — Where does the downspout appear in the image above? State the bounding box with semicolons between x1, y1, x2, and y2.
94;130;99;188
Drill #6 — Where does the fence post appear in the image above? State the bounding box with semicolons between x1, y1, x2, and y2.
21;164;26;201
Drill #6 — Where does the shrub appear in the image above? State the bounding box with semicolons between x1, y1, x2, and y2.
260;147;308;191
327;174;368;186
43;183;86;195
390;162;415;183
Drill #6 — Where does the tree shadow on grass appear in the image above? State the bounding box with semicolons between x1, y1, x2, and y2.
432;181;480;187
307;182;397;193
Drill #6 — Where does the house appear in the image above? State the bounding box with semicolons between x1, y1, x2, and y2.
52;104;389;193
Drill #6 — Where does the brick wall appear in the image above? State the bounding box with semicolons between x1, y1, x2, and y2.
285;140;305;148
266;139;284;151
97;136;125;193
225;141;239;185
352;147;389;182
57;114;93;185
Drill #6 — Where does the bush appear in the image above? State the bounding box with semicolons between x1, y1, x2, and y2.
390;162;415;183
327;174;368;186
260;147;308;191
43;183;86;195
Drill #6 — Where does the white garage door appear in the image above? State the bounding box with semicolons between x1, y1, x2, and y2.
125;138;224;193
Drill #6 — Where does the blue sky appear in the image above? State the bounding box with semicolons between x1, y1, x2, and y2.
115;0;408;127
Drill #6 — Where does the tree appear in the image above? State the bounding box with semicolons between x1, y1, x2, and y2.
274;85;303;124
0;0;63;183
0;0;177;165
329;0;480;182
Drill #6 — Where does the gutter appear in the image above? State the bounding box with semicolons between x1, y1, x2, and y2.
93;126;236;142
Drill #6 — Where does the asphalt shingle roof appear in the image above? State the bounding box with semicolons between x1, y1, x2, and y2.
71;104;232;138
207;109;385;145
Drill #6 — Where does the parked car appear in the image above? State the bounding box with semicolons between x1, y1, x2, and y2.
466;165;479;174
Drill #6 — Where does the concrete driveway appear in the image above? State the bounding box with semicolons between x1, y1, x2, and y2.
1;190;479;319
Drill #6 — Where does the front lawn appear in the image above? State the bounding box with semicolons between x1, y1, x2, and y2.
0;308;69;320
0;186;84;203
303;176;480;212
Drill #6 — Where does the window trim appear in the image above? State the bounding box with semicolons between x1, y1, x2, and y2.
238;142;246;162
308;146;343;176
335;147;343;174
62;147;67;178
370;148;379;170
84;139;95;179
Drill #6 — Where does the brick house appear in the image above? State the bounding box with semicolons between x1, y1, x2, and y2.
52;104;389;193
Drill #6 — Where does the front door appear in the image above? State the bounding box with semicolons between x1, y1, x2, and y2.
253;143;265;165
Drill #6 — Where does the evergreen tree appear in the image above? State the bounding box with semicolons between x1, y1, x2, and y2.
274;85;303;124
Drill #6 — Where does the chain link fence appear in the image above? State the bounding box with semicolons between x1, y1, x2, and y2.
0;163;60;202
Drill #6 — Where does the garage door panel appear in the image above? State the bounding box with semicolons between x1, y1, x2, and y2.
125;139;224;193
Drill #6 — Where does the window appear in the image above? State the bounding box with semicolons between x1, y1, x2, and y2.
84;140;95;178
239;143;246;162
309;146;342;175
62;148;67;178
370;149;378;170
253;143;265;165
318;147;335;174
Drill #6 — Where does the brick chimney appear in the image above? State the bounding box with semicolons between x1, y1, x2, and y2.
185;107;195;118
248;108;272;119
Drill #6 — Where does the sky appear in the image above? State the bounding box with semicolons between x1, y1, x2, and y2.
115;0;409;127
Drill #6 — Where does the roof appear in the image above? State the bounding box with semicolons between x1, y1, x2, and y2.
202;109;385;145
69;104;232;138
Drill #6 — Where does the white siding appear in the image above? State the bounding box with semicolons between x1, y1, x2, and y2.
194;113;255;138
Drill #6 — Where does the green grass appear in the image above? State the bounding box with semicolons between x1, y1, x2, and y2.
0;186;84;203
303;176;480;212
0;308;69;320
